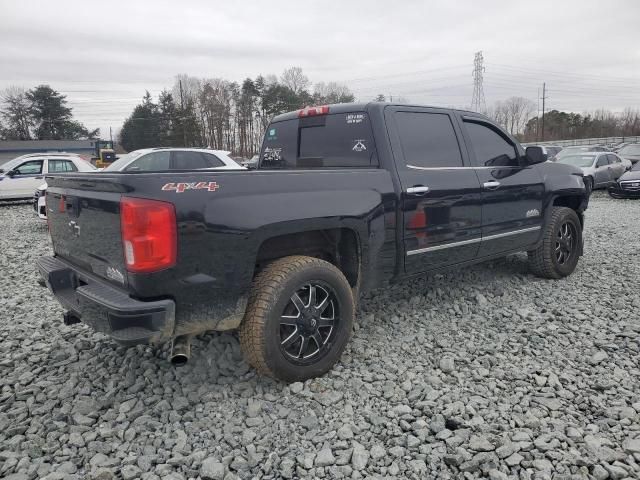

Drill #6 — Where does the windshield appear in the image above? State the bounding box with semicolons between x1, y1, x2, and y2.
103;151;144;171
0;158;24;171
632;162;640;172
557;155;596;167
619;145;640;156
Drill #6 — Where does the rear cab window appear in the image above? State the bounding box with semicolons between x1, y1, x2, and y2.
259;111;377;169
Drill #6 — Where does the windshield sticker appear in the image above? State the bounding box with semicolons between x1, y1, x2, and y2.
352;139;367;152
262;147;282;163
267;128;277;140
346;113;365;124
162;181;219;193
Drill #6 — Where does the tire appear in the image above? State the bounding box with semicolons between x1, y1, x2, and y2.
239;255;354;382
584;176;593;195
528;207;582;279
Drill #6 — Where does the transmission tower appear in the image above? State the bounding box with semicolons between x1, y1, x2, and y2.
471;51;486;113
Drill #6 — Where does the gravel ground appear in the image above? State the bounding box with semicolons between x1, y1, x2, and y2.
1;192;640;480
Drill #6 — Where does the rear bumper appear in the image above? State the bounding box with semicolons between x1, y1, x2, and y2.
608;185;640;199
36;256;175;346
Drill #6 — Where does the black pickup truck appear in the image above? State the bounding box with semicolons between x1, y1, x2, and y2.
37;103;589;382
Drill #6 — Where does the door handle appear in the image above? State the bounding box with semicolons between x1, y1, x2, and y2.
406;186;430;195
483;180;501;190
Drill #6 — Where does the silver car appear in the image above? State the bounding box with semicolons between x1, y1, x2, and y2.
556;152;627;193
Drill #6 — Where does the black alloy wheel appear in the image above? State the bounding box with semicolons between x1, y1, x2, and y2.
279;283;339;364
555;221;577;265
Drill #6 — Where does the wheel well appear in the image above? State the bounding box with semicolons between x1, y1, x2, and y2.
553;195;584;226
255;228;360;287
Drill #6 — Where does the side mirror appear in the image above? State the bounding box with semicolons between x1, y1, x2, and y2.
5;170;16;178
525;146;547;165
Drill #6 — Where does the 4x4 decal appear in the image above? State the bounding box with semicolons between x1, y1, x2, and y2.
162;181;219;193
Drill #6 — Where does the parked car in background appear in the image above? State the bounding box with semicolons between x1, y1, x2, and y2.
556;152;626;193
556;145;609;160
608;161;640;199
34;148;245;219
527;145;563;161
616;144;640;164
240;155;259;169
1;154;95;201
103;148;245;172
613;142;630;152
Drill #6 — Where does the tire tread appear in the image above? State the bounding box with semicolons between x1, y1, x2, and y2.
528;206;580;279
239;255;352;380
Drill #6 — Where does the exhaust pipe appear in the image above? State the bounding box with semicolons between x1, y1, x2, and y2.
170;335;192;366
63;311;81;326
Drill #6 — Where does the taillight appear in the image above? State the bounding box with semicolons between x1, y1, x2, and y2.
298;105;329;117
120;197;177;273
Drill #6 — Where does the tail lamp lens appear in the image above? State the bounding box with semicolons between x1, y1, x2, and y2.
120;197;177;273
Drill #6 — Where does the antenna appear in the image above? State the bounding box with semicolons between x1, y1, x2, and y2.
471;51;486;113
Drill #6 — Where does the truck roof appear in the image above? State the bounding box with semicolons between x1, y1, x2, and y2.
271;102;489;123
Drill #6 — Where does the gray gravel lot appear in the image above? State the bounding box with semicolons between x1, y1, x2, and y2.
1;192;640;480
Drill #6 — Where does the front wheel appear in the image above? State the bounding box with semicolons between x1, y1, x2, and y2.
528;207;582;279
239;256;354;382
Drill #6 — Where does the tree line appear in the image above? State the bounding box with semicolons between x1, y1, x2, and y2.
0;86;98;140
521;108;640;142
119;67;355;156
3;75;639;151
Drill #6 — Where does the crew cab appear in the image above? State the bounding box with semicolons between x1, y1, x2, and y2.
37;103;589;382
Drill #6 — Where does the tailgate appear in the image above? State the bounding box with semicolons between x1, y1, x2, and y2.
46;176;128;286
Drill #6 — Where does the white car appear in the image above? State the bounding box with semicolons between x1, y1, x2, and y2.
35;148;245;219
25;157;98;219
0;153;95;201
103;148;245;172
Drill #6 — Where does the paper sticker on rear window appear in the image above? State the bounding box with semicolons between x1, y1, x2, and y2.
346;113;365;124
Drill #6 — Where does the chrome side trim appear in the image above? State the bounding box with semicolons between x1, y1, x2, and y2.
407;237;481;256
482;226;541;242
406;164;521;171
406;226;541;256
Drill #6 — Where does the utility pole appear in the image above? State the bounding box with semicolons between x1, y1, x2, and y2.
109;126;113;143
471;51;486;113
541;82;547;141
179;79;187;147
536;87;540;142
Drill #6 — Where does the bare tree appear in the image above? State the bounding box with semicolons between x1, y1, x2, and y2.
0;86;32;140
313;82;355;104
620;108;640;136
503;97;535;135
488;97;535;135
280;67;309;94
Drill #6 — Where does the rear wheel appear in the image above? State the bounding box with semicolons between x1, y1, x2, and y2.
528;207;582;279
239;256;354;382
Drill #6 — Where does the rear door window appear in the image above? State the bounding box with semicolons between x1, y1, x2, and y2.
260;112;376;169
125;151;171;171
393;112;463;168
49;160;78;172
171;151;220;169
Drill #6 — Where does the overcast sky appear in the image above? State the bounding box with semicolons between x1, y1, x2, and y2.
1;0;639;137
